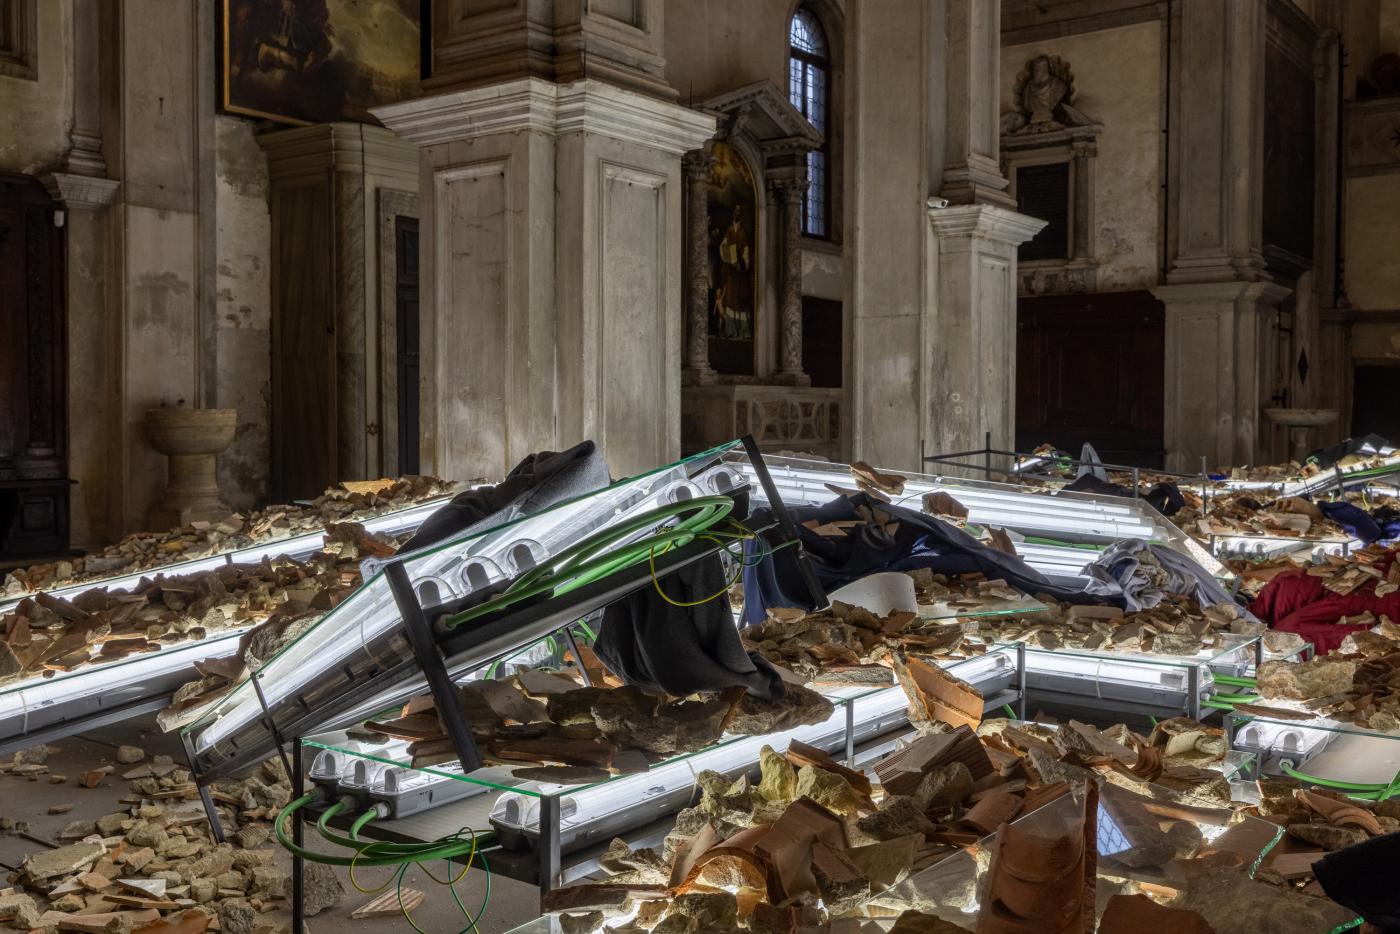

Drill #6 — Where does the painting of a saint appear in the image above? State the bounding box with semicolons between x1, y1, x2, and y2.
220;0;421;126
706;141;758;375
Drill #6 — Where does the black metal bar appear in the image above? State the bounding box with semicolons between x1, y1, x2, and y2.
560;625;591;687
386;560;484;774
181;729;226;844
0;693;173;758
250;670;296;786
539;793;561;900
984;431;992;480
1015;643;1028;720
1187;665;1201;721
1254;638;1264;673
845;699;856;766
292;740;305;934
741;435;829;610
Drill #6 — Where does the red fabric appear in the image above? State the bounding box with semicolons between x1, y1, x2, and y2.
1250;548;1400;654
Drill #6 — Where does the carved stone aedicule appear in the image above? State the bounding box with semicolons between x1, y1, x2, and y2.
1001;54;1094;137
682;80;821;384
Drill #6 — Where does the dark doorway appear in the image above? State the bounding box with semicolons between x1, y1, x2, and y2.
395;216;420;475
801;296;842;389
1016;290;1165;468
0;174;69;560
1352;364;1400;443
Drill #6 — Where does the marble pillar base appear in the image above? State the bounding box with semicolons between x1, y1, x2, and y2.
925;203;1046;458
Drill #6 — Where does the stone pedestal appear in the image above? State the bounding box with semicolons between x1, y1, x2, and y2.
926;204;1046;458
144;408;236;530
1152;280;1292;471
375;78;714;481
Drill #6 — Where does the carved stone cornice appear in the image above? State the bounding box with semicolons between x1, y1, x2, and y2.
927;202;1047;246
373;78;716;155
701;81;823;149
41;173;120;209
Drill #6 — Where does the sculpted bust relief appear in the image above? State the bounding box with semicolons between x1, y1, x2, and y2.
1001;54;1093;135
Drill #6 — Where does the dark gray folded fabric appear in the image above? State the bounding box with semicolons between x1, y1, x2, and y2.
596;554;783;700
1314;831;1400;931
400;440;611;553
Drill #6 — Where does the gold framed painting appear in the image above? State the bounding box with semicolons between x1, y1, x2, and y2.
219;0;421;126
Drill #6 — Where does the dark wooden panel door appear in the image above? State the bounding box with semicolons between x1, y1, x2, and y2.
270;182;335;503
1016;290;1165;468
801;296;842;389
395;216;420;475
0;173;69;559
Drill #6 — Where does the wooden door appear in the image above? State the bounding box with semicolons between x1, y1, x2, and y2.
394;216;420;475
0;173;69;558
1016;291;1165;468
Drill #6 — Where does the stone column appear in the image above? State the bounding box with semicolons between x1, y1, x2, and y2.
926;205;1046;458
376;80;715;481
1152;281;1292;471
939;0;1017;207
772;176;810;385
681;148;716;386
1156;0;1289;469
40;0;121;546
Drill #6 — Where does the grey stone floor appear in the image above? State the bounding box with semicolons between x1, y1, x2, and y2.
0;718;539;934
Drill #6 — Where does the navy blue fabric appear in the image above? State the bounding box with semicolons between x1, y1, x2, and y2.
740;493;1110;626
1317;500;1385;544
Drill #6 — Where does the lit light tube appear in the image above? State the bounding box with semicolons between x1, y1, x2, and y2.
1022;649;1212;709
0;629;245;741
1233;719;1334;773
0;495;457;617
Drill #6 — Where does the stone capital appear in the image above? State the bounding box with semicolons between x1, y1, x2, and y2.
373;77;716;155
41;173;121;210
928;202;1047;247
1151;279;1292;310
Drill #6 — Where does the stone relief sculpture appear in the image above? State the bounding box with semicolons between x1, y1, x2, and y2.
1001;54;1093;136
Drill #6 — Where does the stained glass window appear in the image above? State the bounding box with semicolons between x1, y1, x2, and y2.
789;7;830;238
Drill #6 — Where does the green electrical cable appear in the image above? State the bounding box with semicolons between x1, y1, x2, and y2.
1325;919;1364;934
1001;704;1017;719
445;496;734;629
350;808;377;840
1201;700;1237;711
1280;763;1400;801
1214;674;1257;688
276;794;487;866
1210;692;1261;704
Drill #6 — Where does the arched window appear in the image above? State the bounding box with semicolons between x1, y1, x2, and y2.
789;7;830;238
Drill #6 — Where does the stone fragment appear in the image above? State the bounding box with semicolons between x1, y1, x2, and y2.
756;745;798;804
558;912;604;934
913;762;974;811
858;796;936;841
1256;658;1356;701
0;892;39;923
121;848;156;873
351;889;425;919
293;861;342;917
1286;823;1368;851
216;904;255;934
1099;894;1215;934
794;765;865;817
726;684;835;737
96;813;129;836
189;880;215;904
23;841;106;880
59;820;98;839
249;866;287;895
116;747;145;765
48;804;75;815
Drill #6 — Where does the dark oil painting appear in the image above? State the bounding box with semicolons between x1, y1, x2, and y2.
221;0;421;126
707;140;758;375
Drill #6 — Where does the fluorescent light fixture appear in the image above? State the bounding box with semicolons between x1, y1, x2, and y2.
0;630;246;746
0;495;456;618
1234;719;1334;773
185;447;755;774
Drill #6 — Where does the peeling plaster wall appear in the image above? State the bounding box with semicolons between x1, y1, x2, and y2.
213;116;271;510
1001;21;1163;291
0;0;72;174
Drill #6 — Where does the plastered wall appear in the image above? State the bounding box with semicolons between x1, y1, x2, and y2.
0;0;72;175
1000;20;1163;292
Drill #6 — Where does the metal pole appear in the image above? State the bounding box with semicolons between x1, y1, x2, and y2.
984;431;992;480
560;625;592;687
538;793;561;901
292;740;305;934
1187;665;1201;721
1131;466;1140;499
845;700;856;767
1015;643;1027;720
182;731;225;844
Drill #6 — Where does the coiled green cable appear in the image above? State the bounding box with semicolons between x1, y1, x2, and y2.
445;496;734;629
277;794;486;866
